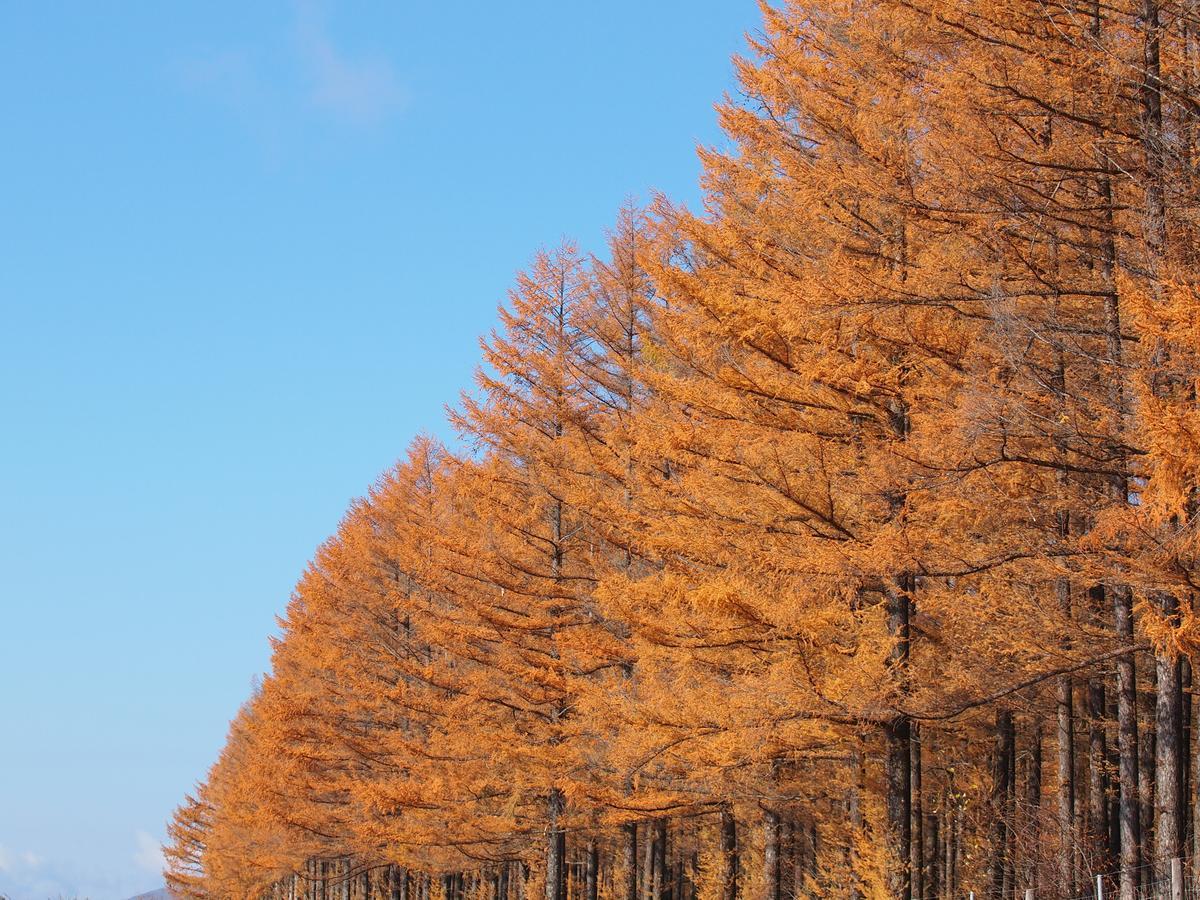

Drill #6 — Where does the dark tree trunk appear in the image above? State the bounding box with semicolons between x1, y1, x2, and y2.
911;725;923;900
643;823;656;900
719;806;738;900
642;825;651;900
782;818;794;900
1057;581;1077;897
1180;657;1192;849
942;805;955;900
1140;663;1158;890
622;822;638;900
1140;725;1157;870
1139;0;1167;266
1194;684;1200;879
989;710;1014;900
1006;719;1017;897
1112;583;1141;900
1089;680;1110;869
885;581;912;900
924;814;939;900
951;807;962;900
586;841;598;900
652;820;667;900
1024;720;1043;894
547;790;567;900
763;808;781;900
809;820;818;882
850;749;864;900
1108;689;1122;864
885;717;912;900
791;818;806;900
1155;593;1183;867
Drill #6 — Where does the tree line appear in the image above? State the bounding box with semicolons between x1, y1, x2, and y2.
164;0;1200;897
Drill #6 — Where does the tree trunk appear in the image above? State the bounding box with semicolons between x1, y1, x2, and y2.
1089;680;1110;870
547;789;567;900
791;818;806;900
885;580;912;900
782;818;794;900
1155;594;1183;868
911;725;923;900
719;806;738;900
643;823;656;900
1025;720;1043;893
1006;717;1017;898
989;709;1014;900
952;807;963;900
924;814;939;900
1139;0;1167;267
1180;657;1192;851
623;822;638;900
1113;584;1141;900
586;841;599;900
1194;682;1200;880
653;820;668;900
809;820;818;883
1137;0;1179;864
763;808;781;900
1056;576;1076;897
850;748;864;900
1140;724;1157;869
942;805;954;900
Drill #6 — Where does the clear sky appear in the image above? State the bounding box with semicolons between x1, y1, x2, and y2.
0;3;757;898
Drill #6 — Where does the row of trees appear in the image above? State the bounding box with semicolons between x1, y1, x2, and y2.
165;0;1200;896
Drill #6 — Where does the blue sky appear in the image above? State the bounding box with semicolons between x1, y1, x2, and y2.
0;2;757;898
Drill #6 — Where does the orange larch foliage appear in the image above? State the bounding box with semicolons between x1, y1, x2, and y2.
165;1;1200;898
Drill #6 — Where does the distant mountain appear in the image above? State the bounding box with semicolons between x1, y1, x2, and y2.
127;890;170;900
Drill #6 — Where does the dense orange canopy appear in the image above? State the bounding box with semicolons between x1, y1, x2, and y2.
167;1;1200;898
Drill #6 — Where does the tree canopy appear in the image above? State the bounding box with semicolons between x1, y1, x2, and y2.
166;0;1200;897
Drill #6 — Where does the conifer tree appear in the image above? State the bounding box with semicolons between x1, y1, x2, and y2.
162;2;1200;897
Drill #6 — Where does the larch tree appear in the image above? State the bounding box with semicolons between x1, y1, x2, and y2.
163;1;1200;899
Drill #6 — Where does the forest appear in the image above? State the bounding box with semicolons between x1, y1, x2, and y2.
162;0;1200;897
